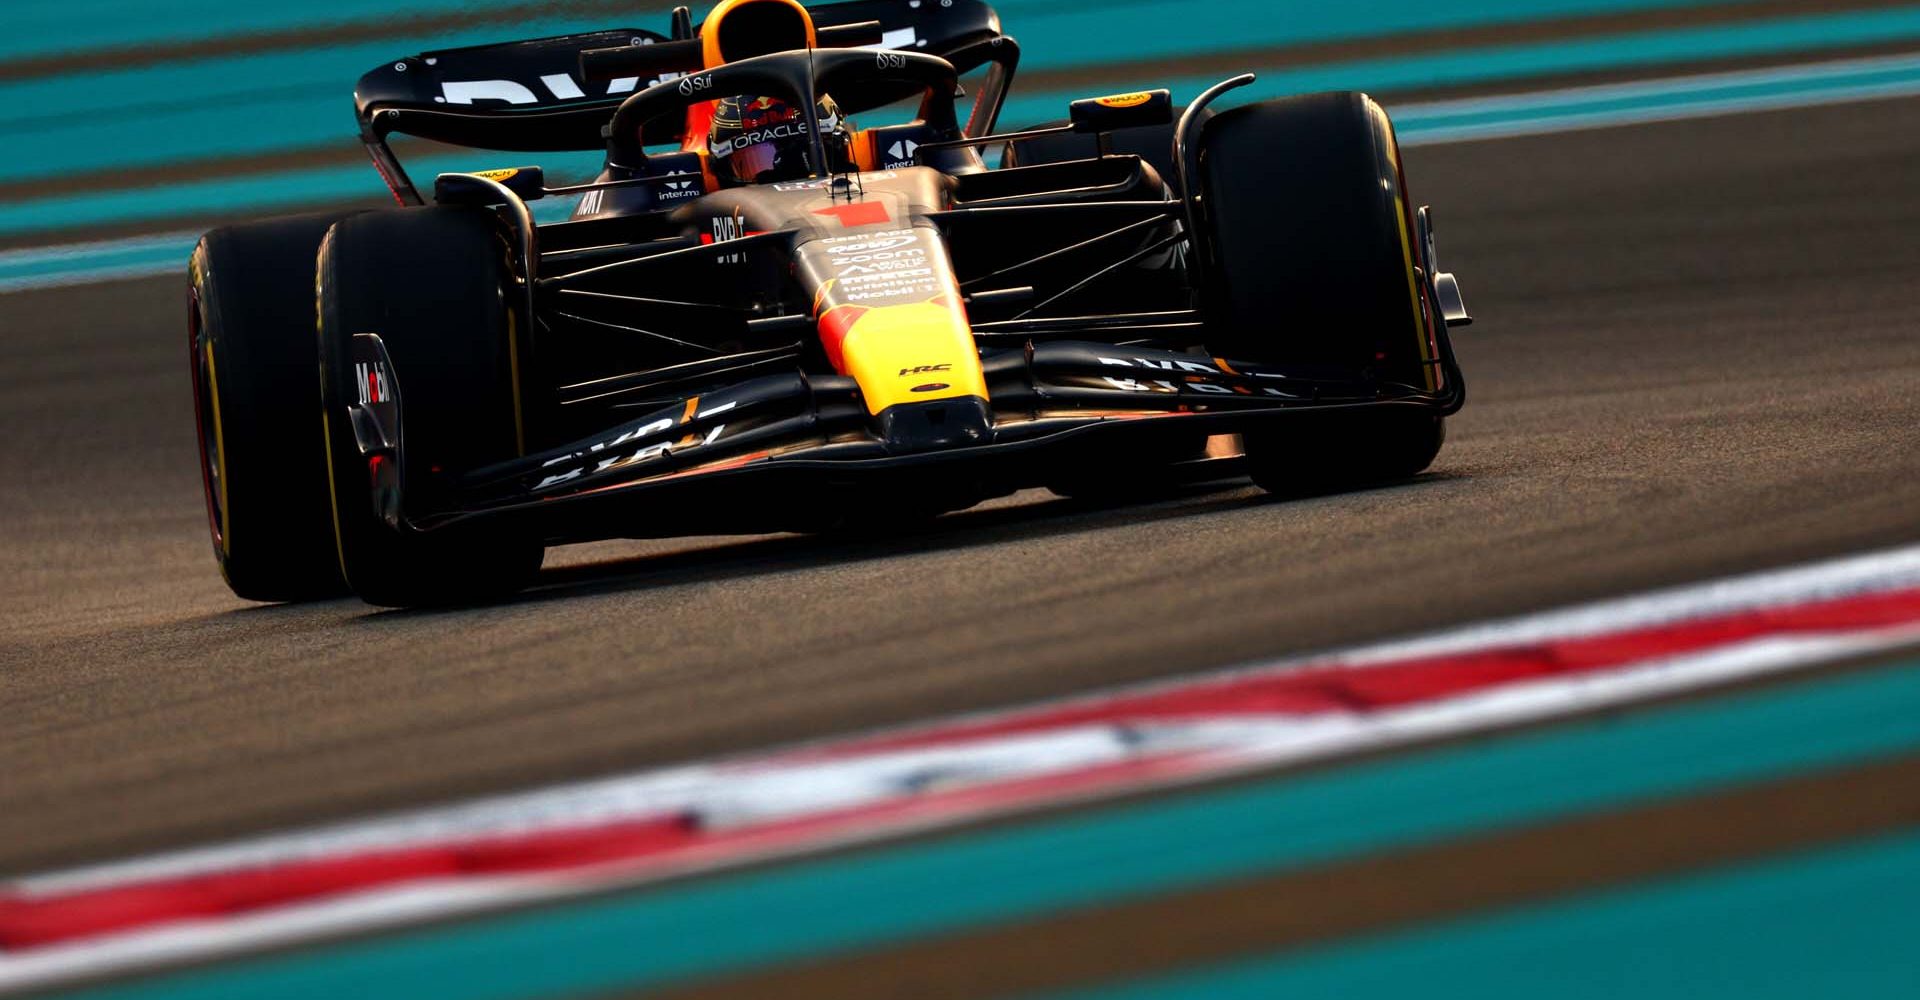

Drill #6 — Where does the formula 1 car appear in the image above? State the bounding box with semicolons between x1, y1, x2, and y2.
188;0;1470;607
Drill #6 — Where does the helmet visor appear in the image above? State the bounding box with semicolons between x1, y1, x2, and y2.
726;140;784;183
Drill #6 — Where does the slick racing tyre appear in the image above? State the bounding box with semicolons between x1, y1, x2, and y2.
1240;409;1442;498
1196;92;1445;494
316;207;543;607
1045;429;1210;502
189;211;361;602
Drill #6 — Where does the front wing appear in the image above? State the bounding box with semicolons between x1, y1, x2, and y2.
344;339;1465;544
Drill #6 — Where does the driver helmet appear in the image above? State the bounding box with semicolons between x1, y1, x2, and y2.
708;93;852;184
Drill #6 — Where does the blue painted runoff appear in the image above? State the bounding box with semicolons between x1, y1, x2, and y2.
54;659;1920;1000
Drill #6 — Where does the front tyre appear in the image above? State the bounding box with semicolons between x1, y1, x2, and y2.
1197;92;1447;494
316;207;543;608
1045;430;1211;502
1242;411;1443;497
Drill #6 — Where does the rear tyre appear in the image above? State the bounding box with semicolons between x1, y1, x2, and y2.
1196;92;1446;494
189;212;359;602
316;207;543;608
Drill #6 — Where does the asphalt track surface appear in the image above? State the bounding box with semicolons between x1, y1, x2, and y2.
5;95;1920;878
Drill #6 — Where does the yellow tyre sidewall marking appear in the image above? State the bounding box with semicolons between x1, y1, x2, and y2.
203;338;232;555
321;409;350;581
505;306;526;455
1376;104;1438;392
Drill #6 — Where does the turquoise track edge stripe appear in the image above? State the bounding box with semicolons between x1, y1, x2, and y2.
8;44;1920;258
993;7;1920;127
11;5;1920;180
0;0;1786;75
0;151;605;238
1041;827;1920;1000
56;660;1920;1000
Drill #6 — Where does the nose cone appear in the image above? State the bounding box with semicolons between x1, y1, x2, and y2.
876;397;992;453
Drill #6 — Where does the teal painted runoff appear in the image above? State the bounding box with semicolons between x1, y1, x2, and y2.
8;50;1920;284
56;661;1920;1000
0;18;639;179
12;5;1920;180
0;0;1773;66
1392;51;1920;142
999;0;1799;70
1041;827;1920;1000
8;47;1920;245
0;151;602;237
994;5;1920;125
0;0;1743;121
0;1;672;63
0;230;194;292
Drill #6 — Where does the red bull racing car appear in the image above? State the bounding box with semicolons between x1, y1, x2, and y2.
187;0;1472;607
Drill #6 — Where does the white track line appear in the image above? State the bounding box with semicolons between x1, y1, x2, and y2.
7;542;1920;996
21;542;1920;896
5;619;1918;993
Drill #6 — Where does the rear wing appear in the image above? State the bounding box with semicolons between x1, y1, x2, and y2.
355;0;1016;204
